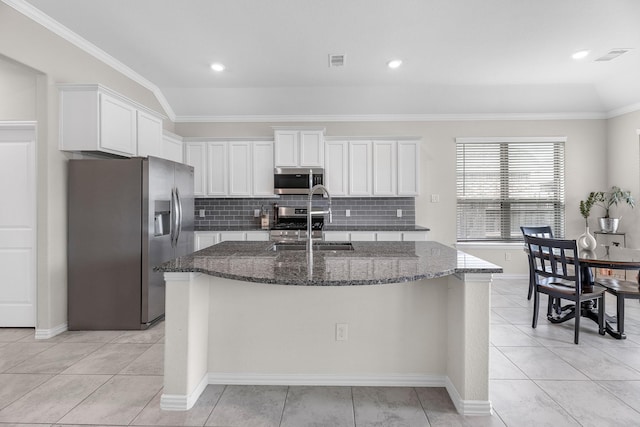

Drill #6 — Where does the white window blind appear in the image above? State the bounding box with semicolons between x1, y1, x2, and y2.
456;137;565;241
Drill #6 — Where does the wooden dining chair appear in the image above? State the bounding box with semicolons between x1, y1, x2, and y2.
520;226;554;300
524;235;605;344
595;277;640;338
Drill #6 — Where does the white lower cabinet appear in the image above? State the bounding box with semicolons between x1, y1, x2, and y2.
195;230;270;250
323;230;428;242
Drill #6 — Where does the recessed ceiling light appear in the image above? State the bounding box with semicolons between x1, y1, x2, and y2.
210;62;225;72
387;59;403;69
571;50;590;60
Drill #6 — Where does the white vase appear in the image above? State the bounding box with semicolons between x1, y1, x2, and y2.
578;226;597;251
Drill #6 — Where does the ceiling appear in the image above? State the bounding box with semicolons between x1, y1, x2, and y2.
19;0;640;121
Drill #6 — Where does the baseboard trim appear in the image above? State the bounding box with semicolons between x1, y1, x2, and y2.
207;372;446;387
160;374;208;411
445;377;493;416
35;322;67;339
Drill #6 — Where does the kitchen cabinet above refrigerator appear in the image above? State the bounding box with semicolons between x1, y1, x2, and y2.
58;84;169;159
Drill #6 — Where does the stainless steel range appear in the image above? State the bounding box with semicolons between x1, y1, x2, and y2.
270;206;324;242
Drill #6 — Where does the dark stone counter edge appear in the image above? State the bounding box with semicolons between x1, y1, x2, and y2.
157;266;503;287
195;225;430;232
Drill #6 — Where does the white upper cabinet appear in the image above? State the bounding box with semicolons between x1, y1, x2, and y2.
206;142;227;196
228;141;252;196
59;84;164;158
137;110;163;158
162;131;184;163
252;141;275;196
324;138;421;197
184;142;206;197
372;140;397;196
184;139;275;198
349;141;372;196
324;141;348;196
397;141;420;196
274;127;325;167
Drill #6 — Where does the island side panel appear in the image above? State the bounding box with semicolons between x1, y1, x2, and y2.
161;272;210;411
206;276;449;381
446;272;492;416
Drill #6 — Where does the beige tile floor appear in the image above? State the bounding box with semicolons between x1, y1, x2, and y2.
1;276;640;426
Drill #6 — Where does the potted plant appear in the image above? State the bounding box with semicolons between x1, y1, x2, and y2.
578;193;597;250
588;186;636;233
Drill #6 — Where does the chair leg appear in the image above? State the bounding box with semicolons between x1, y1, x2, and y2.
598;296;605;335
617;295;625;336
574;302;580;344
527;271;534;300
532;289;539;328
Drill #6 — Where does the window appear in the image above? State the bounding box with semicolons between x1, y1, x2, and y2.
456;137;565;242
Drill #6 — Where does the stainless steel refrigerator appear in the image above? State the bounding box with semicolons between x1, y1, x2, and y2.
68;156;194;330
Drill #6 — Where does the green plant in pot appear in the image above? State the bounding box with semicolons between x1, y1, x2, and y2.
589;186;636;233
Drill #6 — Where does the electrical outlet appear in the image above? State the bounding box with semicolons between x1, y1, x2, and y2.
199;209;206;218
505;252;512;261
346;209;351;217
431;194;440;203
336;323;348;341
396;209;402;218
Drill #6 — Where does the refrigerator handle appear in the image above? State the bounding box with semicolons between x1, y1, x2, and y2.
175;187;183;245
170;187;176;248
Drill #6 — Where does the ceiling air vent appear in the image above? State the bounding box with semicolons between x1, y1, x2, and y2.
328;54;346;67
595;48;632;61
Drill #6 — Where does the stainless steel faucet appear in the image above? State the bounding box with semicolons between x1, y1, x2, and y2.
307;170;332;256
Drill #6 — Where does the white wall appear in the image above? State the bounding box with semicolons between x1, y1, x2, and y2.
606;110;640;248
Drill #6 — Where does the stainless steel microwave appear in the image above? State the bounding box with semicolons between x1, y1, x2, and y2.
274;167;324;194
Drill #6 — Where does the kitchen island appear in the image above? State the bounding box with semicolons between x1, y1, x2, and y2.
156;241;502;415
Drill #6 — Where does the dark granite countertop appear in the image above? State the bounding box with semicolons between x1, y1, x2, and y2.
323;225;430;232
155;241;501;286
194;225;430;232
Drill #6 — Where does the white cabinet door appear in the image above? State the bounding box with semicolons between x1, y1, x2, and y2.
274;130;298;167
184;142;206;196
376;231;403;241
350;231;376;241
398;141;420;196
372;141;397;196
325;141;348;196
253;141;275;196
136;110;162;158
299;130;324;167
349;141;372;196
207;142;228;196
162;132;183;163
219;231;246;242
99;93;137;155
228;142;252;196
246;231;270;241
323;231;350;241
195;232;219;250
403;231;428;241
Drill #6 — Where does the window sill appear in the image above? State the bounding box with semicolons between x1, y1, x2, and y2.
455;242;523;250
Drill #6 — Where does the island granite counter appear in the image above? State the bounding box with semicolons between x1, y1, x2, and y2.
156;241;502;415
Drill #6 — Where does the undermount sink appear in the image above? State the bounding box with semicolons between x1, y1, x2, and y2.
270;242;354;252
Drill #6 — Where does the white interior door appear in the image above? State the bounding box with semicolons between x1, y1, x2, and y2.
0;123;36;326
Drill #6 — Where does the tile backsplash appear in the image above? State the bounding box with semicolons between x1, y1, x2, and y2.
194;196;415;228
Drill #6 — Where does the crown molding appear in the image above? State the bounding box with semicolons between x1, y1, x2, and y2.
606;102;640;119
2;0;176;121
174;111;608;123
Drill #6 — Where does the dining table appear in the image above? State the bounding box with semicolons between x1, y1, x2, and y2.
550;244;640;339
